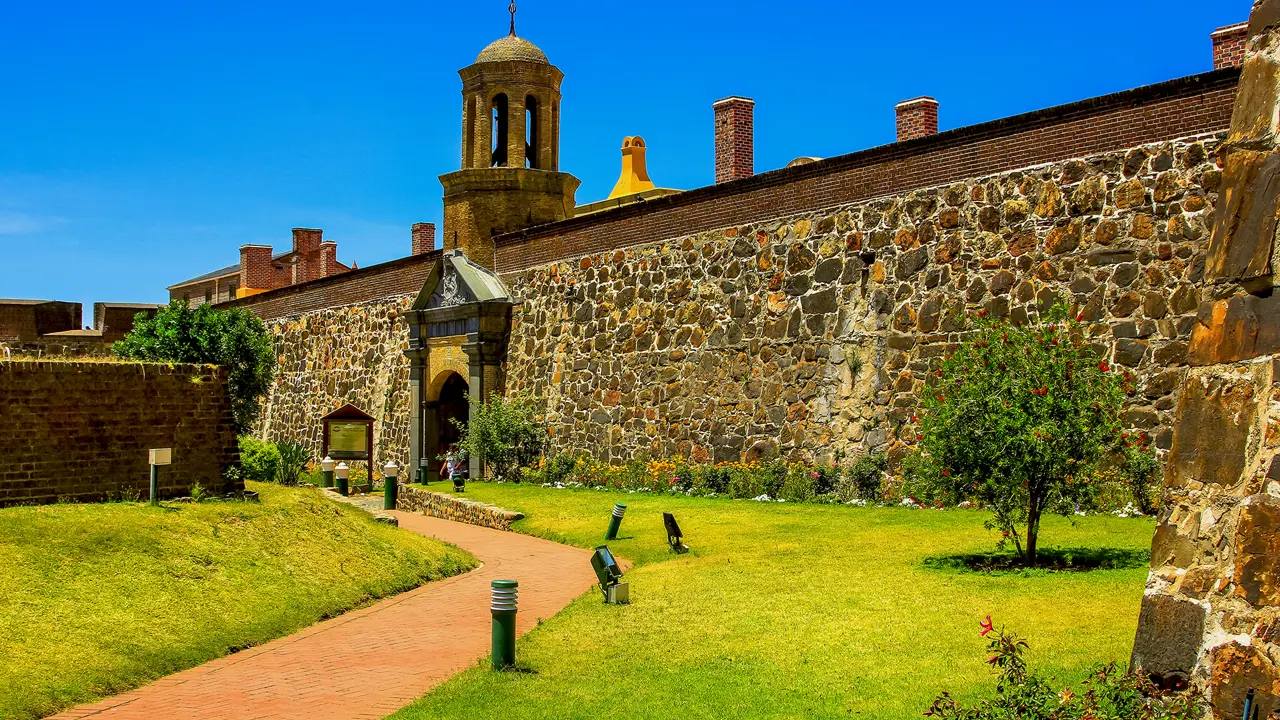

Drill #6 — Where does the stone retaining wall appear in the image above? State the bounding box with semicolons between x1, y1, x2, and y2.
396;484;524;530
505;133;1226;465
0;360;240;505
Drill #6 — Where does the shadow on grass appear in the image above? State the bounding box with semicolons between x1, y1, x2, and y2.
923;547;1150;574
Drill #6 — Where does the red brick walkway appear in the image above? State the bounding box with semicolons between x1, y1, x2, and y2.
51;512;597;720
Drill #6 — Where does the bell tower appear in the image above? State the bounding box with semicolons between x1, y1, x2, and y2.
440;4;580;269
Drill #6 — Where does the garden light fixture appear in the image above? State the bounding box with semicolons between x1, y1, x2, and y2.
490;579;518;669
605;502;626;540
320;456;335;489
148;448;171;506
383;460;399;510
591;545;629;604
663;512;689;554
335;462;350;496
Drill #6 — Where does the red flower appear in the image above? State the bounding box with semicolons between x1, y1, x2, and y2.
980;615;994;636
942;469;950;477
1076;311;1085;322
811;471;820;479
1098;361;1110;372
937;394;945;402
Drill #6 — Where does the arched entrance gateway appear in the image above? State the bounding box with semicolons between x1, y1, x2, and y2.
405;249;513;483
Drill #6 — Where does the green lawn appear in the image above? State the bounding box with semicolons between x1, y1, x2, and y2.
0;482;475;720
393;483;1155;720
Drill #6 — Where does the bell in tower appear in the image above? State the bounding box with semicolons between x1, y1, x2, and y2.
439;3;580;269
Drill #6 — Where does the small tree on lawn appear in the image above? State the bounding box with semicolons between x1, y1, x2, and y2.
113;300;276;433
452;392;547;482
915;307;1127;566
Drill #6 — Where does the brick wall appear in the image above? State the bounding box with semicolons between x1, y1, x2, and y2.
495;69;1238;273
0;361;240;506
225;250;438;320
0;301;80;342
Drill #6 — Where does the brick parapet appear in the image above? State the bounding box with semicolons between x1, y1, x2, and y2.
225;250;439;321
0;361;240;506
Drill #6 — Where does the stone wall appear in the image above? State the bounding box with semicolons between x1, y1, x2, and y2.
1132;358;1280;716
504;133;1226;465
1130;7;1280;715
0;360;240;506
395;484;524;530
260;295;415;468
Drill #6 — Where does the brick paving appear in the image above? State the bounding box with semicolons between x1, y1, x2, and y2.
50;511;597;720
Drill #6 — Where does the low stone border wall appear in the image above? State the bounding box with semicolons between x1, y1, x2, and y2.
397;484;523;530
321;487;399;526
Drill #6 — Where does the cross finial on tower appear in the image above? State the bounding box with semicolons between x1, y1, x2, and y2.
508;1;517;36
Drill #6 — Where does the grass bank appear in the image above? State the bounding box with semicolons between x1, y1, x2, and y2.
392;483;1154;720
0;482;475;720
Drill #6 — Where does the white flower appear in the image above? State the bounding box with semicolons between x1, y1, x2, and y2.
752;494;771;502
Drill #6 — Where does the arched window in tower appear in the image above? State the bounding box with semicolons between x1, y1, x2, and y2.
491;93;509;167
464;95;477;168
525;95;540;169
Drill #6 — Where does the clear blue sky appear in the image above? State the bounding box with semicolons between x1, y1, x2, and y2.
0;0;1248;314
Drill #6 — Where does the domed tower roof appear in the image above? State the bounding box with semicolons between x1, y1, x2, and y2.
475;34;549;64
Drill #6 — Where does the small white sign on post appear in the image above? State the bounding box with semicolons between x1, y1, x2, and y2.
149;448;172;466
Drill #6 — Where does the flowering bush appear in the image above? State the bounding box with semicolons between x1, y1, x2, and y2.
915;306;1127;566
924;617;1199;719
521;453;878;503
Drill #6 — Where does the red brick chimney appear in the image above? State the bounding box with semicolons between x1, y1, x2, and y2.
239;245;273;294
713;96;754;183
291;228;323;283
1212;23;1248;70
896;97;939;142
319;241;338;278
412;222;436;255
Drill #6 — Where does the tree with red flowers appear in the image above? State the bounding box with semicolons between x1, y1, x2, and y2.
915;306;1126;566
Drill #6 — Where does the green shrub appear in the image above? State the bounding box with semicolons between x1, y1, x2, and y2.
113;300;276;433
779;465;816;502
238;436;281;483
1120;444;1161;516
925;620;1200;719
839;453;887;501
453;392;547;482
916;306;1126;566
542;451;581;485
275;443;310;486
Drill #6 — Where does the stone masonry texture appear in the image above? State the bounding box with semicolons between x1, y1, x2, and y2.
504;134;1226;465
1130;6;1280;714
261;295;416;469
0;361;240;506
395;484;524;530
